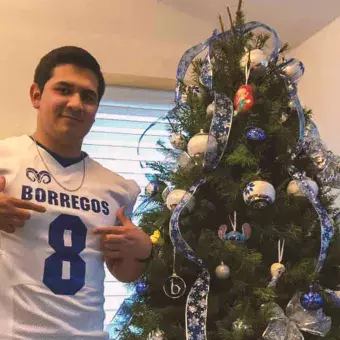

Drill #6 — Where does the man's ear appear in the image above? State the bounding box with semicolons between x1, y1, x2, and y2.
30;83;42;109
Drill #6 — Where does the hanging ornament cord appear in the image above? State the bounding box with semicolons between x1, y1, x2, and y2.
229;211;237;231
278;239;285;264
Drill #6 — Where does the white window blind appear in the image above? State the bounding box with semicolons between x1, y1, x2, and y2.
82;85;173;330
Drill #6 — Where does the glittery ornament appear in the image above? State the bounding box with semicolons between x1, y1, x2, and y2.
270;263;286;278
246;127;266;141
177;152;196;170
234;84;254;114
170;133;187;150
243;180;276;208
287;178;319;197
300;286;324;310
136;280;147;294
187;129;218;158
215;262;230;279
166;189;195;212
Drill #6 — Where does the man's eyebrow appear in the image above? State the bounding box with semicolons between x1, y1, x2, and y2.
55;81;98;98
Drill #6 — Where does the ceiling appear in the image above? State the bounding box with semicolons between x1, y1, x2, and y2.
0;0;339;80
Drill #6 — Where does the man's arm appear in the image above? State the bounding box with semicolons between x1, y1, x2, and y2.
104;257;146;283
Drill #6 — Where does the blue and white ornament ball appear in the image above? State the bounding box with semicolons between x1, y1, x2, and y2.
243;180;276;209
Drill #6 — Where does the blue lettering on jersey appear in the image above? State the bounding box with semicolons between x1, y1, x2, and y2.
43;214;86;295
21;185;110;215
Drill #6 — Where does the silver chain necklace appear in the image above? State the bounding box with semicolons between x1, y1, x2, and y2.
34;137;86;192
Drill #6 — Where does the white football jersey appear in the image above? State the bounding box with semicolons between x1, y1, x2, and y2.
0;135;140;340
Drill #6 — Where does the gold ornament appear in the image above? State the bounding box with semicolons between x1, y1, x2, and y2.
150;230;164;245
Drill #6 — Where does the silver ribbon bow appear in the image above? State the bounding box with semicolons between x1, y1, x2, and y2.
263;292;331;340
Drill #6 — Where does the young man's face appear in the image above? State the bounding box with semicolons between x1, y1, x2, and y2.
30;64;99;144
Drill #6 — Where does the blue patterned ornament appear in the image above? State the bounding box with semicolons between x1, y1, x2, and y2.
243;180;276;208
246;127;266;141
282;58;305;83
145;181;159;197
136;280;148;295
300;286;324;310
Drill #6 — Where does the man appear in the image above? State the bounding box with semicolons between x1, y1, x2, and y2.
0;46;152;339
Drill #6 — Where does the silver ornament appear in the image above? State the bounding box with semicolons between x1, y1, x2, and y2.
177;152;196;170
240;49;268;69
170;133;187;150
215;261;230;279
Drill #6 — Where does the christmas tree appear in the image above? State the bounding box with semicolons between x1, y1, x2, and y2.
108;2;340;339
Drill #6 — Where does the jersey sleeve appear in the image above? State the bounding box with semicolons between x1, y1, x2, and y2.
120;179;141;218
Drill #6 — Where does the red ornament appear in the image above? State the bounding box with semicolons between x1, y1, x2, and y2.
234;84;254;114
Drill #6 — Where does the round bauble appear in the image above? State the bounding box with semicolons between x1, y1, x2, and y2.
145;181;159;197
166;189;195;211
206;102;215;117
287;178;319;197
300;290;324;310
161;185;174;202
170;133;187;150
243;180;276;209
136;280;148;295
270;263;286;278
240;49;268;69
282;59;304;82
187;129;218;158
215;262;230;279
246;127;266;141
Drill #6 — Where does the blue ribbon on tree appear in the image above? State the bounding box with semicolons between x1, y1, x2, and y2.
169;179;210;340
290;169;334;273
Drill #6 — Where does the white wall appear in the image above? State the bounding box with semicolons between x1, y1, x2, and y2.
292;16;340;154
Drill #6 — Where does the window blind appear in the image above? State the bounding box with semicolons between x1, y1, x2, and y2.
82;85;173;330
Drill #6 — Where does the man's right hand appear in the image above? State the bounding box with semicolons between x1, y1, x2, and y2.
0;176;46;233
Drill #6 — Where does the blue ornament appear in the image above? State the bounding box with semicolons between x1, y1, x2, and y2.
246;127;266;141
136;280;148;295
145;181;159;197
300;287;324;310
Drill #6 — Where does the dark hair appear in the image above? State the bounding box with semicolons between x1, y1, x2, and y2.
34;46;105;102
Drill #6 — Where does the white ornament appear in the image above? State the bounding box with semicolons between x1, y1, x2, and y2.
145;181;158;197
166;189;195;211
287;178;319;197
240;49;267;69
187;129;218;158
215;262;230;279
282;59;304;82
206;102;215;117
170;133;187;150
243;180;276;209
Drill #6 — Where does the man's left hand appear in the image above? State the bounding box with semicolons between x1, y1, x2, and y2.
92;206;152;261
